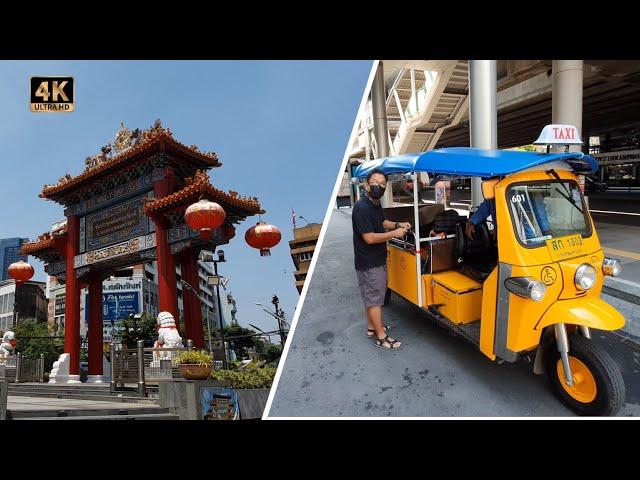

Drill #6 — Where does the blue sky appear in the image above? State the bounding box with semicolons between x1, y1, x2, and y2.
0;60;371;335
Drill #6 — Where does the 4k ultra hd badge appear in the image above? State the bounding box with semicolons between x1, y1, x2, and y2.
30;76;74;112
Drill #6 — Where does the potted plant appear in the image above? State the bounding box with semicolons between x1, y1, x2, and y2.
175;350;213;380
208;364;277;419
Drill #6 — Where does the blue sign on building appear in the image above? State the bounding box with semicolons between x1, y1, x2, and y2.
84;291;140;323
103;291;139;321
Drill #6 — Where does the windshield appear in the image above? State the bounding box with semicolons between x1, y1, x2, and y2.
507;180;591;247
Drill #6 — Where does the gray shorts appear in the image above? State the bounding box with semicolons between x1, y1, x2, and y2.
356;264;388;308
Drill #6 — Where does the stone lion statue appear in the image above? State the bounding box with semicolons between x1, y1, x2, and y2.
151;312;183;366
0;331;16;358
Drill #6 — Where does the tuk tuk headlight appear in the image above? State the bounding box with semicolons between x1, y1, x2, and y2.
575;264;597;290
602;258;622;277
504;277;546;302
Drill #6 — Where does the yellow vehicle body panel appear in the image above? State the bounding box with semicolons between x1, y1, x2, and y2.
505;264;563;352
432;271;482;324
480;267;498;360
422;274;434;308
536;297;625;332
386;245;418;305
556;250;605;300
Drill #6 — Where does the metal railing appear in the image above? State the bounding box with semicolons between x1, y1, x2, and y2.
110;339;195;397
0;354;45;383
108;338;266;398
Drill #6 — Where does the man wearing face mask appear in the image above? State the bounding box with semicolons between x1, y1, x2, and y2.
352;169;410;350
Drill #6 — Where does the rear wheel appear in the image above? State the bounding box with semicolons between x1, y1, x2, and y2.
543;333;624;416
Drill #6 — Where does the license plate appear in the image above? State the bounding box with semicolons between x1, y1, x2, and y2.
546;234;584;261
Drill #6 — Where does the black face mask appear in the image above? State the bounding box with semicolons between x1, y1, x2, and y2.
368;185;386;200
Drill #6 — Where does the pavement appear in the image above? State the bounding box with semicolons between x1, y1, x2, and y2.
592;213;640;289
267;207;640;417
7;395;161;412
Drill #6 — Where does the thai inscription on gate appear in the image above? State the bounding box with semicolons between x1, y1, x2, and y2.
84;194;150;251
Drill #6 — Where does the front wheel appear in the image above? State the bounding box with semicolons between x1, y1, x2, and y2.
543;333;625;416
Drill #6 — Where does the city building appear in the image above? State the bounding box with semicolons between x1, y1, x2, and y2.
289;223;321;293
0;238;28;281
0;279;47;332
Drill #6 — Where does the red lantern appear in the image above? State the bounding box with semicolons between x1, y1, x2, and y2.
222;224;236;240
245;221;281;257
8;260;34;285
185;199;226;240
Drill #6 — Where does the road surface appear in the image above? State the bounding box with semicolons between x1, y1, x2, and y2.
267;208;640;417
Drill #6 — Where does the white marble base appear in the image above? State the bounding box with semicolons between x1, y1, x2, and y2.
49;374;82;384
86;375;104;383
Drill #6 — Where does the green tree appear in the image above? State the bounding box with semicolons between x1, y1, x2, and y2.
260;343;282;366
118;312;157;347
220;325;264;359
13;319;64;371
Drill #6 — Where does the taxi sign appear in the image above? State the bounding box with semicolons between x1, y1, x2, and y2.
533;124;583;146
546;234;584;261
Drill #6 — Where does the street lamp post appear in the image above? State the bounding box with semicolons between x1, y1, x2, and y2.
213;252;228;369
205;306;213;353
255;297;288;348
202;249;228;369
271;295;286;347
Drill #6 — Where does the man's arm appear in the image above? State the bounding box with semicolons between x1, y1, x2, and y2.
465;200;491;240
469;200;491;225
362;227;409;245
382;220;411;231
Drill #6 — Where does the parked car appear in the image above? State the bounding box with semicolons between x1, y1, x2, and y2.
585;176;607;192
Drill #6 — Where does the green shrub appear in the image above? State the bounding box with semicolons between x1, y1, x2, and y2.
175;349;212;366
210;365;277;389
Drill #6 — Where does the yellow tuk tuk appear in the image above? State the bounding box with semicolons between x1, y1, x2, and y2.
354;142;625;416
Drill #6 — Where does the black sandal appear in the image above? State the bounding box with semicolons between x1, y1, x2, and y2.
375;335;402;350
367;325;390;337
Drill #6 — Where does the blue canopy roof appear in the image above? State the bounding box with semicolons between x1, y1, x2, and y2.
353;147;598;179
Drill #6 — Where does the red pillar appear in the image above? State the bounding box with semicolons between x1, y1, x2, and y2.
154;217;179;328
181;251;205;348
64;215;81;377
180;257;194;342
87;274;103;379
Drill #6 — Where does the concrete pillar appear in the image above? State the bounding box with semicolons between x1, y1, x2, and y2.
64;215;81;382
552;60;584;153
371;61;393;207
468;60;498;208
